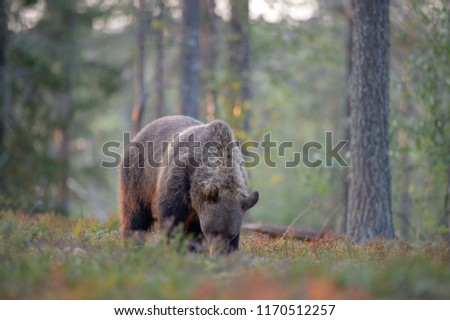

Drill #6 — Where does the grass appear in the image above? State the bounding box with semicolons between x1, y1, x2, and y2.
0;211;449;299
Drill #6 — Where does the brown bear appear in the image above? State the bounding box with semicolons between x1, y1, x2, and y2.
119;115;259;255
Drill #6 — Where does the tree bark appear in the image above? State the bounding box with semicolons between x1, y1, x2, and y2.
0;0;6;153
132;0;147;136
180;0;200;119
154;0;165;119
340;2;352;234
56;0;76;215
444;164;450;244
200;0;218;121
399;100;412;239
347;0;395;242
227;0;251;133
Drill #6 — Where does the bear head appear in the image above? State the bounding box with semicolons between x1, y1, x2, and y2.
191;181;259;256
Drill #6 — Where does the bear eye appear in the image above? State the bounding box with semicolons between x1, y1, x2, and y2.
204;185;219;202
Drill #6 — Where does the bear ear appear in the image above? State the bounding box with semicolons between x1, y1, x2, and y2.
241;191;259;211
204;184;219;202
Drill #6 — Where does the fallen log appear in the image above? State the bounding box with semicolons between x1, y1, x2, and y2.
241;222;325;241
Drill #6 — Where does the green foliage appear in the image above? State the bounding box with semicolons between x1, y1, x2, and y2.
1;0;449;243
389;0;449;239
408;1;449;166
1;213;449;299
247;13;346;229
1;0;121;213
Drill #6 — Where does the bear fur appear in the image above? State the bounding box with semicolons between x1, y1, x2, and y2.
119;115;259;255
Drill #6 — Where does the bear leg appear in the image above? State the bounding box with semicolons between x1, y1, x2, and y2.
120;194;155;239
228;233;240;253
185;217;204;252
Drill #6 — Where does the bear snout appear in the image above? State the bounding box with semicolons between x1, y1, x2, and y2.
207;235;230;256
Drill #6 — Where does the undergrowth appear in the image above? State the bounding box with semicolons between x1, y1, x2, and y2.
0;212;449;299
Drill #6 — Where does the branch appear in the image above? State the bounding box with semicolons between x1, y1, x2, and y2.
242;222;326;241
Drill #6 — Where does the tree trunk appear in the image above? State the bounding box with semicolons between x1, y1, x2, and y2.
399;100;412;239
180;0;200;119
132;0;147;136
241;223;325;241
347;0;395;242
444;164;450;244
227;0;251;134
0;0;6;153
200;0;218;121
56;1;76;215
57;104;70;215
340;2;352;234
154;0;165;119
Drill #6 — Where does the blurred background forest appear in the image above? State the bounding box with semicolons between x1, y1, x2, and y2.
0;0;448;242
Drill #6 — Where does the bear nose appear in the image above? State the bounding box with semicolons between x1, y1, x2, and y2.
207;236;229;256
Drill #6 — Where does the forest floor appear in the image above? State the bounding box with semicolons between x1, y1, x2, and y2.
1;211;449;299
